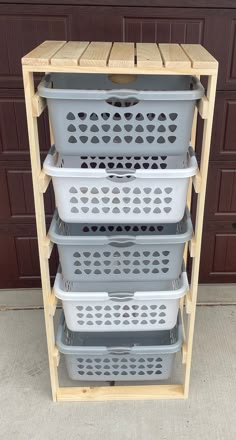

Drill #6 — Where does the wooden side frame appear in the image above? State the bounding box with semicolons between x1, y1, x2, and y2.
22;61;217;402
184;73;218;398
22;69;59;401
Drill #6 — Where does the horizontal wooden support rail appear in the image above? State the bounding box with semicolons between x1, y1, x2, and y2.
38;170;51;194
198;95;209;119
192;168;202;193
182;343;187;364
189;236;197;258
49;291;58;316
185;291;193;314
32;92;46;117
53;347;60;367
43;236;54;259
56;384;185;402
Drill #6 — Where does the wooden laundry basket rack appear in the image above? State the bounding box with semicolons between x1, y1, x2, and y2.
22;41;218;402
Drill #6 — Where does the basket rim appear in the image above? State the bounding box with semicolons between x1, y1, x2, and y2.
38;73;204;101
48;208;193;245
56;312;183;355
54;267;188;302
43;146;198;179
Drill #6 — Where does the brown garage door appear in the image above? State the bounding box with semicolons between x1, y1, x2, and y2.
0;2;236;287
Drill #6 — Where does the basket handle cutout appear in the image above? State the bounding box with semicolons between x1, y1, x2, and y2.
108;241;136;247
105;97;139;107
108;292;134;301
107;347;132;355
105;174;136;182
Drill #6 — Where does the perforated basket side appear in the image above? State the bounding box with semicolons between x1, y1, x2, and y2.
54;271;188;331
48;208;193;245
56;313;182;380
39;74;204;156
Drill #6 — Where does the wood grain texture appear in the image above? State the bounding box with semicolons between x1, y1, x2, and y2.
57;385;185;401
22;41;218;74
184;73;218;398
136;43;163;68
108;42;134;68
198;95;209;119
181;44;218;68
80;42;112;66
22;67;59;401
159;43;191;68
51;41;89;66
22;41;66;66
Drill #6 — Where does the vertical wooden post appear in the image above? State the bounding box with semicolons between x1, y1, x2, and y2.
181;100;199;358
184;72;218;398
22;67;59;401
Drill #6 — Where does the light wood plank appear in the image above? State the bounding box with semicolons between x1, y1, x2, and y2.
51;41;89;66
136;43;163;68
184;80;200;266
192;167;202;193
108;42;134;68
182;343;187;364
80;42;112;67
22;40;66;66
181;44;218;69
159;44;191;68
23;63;218;75
53;347;60;367
48;292;57;316
184;72;218;398
185;291;193;314
38;170;51;194
22;68;59;401
57;385;185;402
31;92;46;117
189;235;197;258
198;95;209;119
43;236;54;260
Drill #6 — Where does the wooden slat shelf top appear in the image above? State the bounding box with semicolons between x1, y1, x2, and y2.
22;41;218;74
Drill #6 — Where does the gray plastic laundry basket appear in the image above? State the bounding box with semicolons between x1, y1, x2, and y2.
54;268;188;332
43;147;197;223
56;313;182;381
38;73;204;156
49;209;192;283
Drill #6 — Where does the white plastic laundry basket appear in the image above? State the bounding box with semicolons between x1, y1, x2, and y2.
54;268;188;332
44;147;198;223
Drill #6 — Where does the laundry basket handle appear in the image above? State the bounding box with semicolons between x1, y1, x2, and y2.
107;347;132;355
105;168;136;176
108;292;134;301
108;240;136;247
